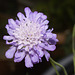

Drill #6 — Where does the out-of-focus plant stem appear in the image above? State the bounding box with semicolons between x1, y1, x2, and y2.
72;24;75;74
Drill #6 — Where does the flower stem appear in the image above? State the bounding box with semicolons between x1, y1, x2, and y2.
50;58;60;75
50;57;68;75
72;24;75;74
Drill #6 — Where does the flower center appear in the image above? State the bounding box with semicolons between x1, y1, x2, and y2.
13;19;42;48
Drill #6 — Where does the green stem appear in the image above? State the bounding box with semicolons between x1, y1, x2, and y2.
50;58;60;75
72;24;75;74
50;57;68;75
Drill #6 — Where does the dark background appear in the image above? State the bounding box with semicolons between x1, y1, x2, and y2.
0;0;75;75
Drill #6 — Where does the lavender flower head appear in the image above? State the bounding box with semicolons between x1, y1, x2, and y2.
3;7;58;68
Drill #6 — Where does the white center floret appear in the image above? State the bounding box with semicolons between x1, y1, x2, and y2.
13;19;43;48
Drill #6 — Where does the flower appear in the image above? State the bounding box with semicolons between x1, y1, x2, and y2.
3;7;58;68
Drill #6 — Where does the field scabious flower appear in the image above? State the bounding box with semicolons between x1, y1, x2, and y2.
3;7;58;68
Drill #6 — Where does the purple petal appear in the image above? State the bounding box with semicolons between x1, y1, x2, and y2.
3;36;13;40
36;17;43;24
5;25;14;35
33;11;38;19
44;45;56;51
39;43;45;47
35;13;43;22
47;28;53;32
52;34;57;39
36;14;47;24
46;32;53;38
8;19;18;29
44;51;50;61
15;20;21;25
48;38;56;45
56;39;59;42
8;19;15;25
41;15;47;20
37;49;44;57
29;50;35;55
17;44;24;50
6;40;17;45
31;54;39;63
41;20;49;25
29;12;33;21
14;51;25;62
33;46;44;57
7;30;14;35
5;24;11;30
24;7;31;18
39;43;56;51
41;25;48;31
17;12;26;21
25;54;33;68
5;46;16;59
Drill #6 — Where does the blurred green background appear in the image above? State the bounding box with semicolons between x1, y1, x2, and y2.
0;0;75;75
